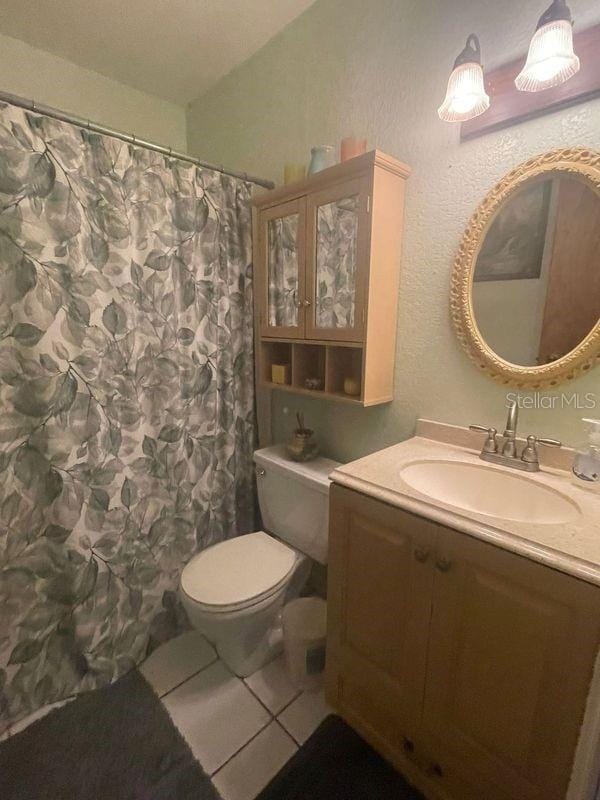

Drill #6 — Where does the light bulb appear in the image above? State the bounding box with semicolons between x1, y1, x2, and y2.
438;62;490;121
516;2;580;92
438;35;490;123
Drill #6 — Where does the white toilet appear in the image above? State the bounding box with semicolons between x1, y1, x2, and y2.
179;445;340;677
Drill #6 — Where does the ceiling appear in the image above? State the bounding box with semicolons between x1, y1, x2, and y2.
0;0;316;105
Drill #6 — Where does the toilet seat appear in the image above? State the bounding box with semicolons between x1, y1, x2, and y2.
180;531;298;614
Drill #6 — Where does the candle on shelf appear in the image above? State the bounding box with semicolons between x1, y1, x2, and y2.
283;163;306;185
343;377;361;396
340;137;368;162
271;364;290;385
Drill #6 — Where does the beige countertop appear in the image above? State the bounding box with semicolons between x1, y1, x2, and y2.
330;422;600;587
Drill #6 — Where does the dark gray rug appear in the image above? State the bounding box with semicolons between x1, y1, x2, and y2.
256;714;424;800
0;669;220;800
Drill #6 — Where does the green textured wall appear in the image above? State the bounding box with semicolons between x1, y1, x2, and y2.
188;0;600;462
0;32;187;151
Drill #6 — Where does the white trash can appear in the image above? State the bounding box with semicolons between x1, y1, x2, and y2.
282;597;327;690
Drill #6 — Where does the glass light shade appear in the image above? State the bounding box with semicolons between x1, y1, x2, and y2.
515;19;580;91
438;62;490;122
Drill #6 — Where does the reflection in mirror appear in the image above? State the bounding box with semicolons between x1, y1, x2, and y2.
268;213;299;327
472;176;600;366
315;196;358;328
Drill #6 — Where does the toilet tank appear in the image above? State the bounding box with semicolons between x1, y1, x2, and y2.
254;446;340;565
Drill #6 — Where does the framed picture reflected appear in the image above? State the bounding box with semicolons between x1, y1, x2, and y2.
474;179;552;282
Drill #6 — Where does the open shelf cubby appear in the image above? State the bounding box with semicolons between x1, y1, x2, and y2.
260;340;292;386
259;340;365;403
326;345;363;398
293;344;327;393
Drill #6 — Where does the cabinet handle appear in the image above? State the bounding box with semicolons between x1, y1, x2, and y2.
427;762;444;779
413;546;431;564
303;299;312;307
256;468;266;478
435;557;452;573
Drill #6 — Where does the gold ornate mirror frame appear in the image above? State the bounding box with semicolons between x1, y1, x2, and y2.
451;148;600;389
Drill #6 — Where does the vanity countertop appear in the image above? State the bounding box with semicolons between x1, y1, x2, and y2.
330;428;600;587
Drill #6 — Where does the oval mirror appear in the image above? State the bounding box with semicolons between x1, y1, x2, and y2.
451;149;600;388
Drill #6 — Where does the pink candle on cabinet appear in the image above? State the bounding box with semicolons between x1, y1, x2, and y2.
340;137;367;162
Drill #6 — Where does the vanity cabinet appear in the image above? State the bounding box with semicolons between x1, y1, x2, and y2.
326;484;600;800
253;151;410;405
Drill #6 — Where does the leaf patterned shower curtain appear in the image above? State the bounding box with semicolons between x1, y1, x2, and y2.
0;102;255;731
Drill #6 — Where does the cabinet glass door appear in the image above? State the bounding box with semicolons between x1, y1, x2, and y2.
259;198;306;338
306;178;367;341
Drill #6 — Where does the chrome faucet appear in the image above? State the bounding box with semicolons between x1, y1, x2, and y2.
502;400;519;458
470;400;561;473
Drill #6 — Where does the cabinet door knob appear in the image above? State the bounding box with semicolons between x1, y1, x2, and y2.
427;762;444;779
435;557;452;573
303;299;312;307
402;737;415;754
413;546;431;564
256;468;266;478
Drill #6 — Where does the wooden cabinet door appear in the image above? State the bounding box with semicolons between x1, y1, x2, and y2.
421;528;600;800
326;485;437;755
537;177;600;364
256;198;306;338
305;177;370;342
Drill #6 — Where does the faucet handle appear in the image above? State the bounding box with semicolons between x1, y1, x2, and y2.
469;425;498;454
521;435;562;465
537;437;562;448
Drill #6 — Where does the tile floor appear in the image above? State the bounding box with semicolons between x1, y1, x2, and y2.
143;631;332;800
1;631;332;799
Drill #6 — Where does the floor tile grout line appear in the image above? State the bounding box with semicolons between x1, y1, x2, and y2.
241;673;302;719
241;649;283;683
274;687;303;717
158;652;219;700
272;716;302;748
242;679;276;716
152;647;311;781
203;670;306;773
205;658;302;775
157;655;275;779
209;714;275;778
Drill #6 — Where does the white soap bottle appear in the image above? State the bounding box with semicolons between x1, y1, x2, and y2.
572;418;600;490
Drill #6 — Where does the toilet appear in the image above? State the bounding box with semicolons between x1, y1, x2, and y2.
179;445;340;677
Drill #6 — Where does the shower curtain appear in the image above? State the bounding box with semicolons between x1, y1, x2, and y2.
0;102;255;730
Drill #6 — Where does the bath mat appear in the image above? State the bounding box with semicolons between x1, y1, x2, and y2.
0;669;220;800
256;714;424;800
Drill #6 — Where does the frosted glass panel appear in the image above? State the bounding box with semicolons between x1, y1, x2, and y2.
268;213;299;327
315;196;358;329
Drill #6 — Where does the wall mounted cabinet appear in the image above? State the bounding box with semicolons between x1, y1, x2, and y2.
253;151;410;406
327;484;600;800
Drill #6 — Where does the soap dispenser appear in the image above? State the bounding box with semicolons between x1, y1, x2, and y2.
572;418;600;489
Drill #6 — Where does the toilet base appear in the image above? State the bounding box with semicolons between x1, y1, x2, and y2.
181;555;311;677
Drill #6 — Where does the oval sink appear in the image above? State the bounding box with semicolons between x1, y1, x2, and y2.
399;460;580;525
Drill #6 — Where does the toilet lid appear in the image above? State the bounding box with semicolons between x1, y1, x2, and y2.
181;531;297;609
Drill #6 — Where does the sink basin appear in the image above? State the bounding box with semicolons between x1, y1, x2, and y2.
399;460;580;524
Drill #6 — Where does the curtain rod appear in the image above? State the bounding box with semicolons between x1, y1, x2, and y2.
0;89;275;190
